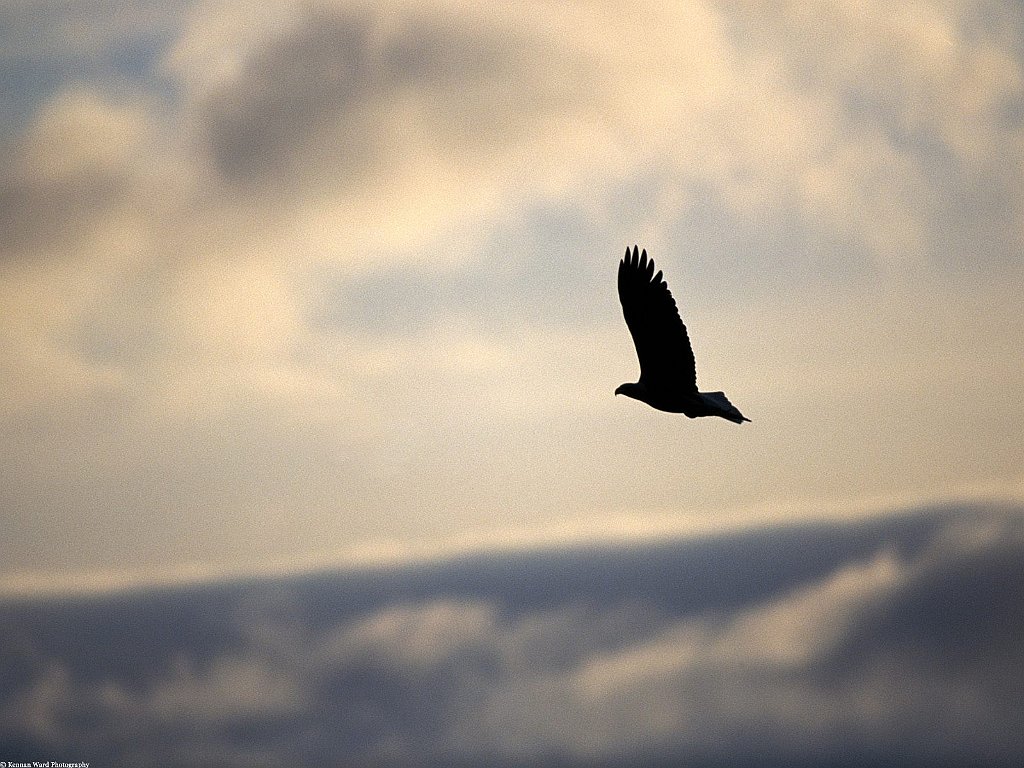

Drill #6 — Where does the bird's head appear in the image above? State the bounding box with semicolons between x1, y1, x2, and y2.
615;382;644;400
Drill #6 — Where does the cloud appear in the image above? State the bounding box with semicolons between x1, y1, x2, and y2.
191;4;573;182
153;0;627;260
0;0;190;141
6;0;1023;271
720;0;1024;269
0;89;150;256
1;502;1022;766
162;0;1011;267
728;0;1024;162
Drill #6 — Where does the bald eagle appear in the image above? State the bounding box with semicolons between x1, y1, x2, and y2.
616;246;749;424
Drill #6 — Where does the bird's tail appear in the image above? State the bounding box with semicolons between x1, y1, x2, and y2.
700;391;750;424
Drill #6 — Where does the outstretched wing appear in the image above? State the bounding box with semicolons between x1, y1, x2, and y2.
618;246;697;392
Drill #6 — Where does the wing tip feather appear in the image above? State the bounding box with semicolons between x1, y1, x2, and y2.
620;245;663;286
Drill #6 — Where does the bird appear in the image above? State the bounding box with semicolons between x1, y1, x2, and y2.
616;245;749;424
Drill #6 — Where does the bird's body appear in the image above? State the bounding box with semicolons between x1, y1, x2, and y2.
616;246;749;424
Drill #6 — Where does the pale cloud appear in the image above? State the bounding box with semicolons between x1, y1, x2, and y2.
723;0;1024;264
729;0;1024;162
1;89;146;257
321;600;497;671
568;551;908;753
143;654;310;722
0;663;74;747
19;90;154;181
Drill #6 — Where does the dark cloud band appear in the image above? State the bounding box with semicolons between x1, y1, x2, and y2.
2;501;1021;767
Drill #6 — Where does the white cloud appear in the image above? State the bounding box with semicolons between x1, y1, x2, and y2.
143;654;310;722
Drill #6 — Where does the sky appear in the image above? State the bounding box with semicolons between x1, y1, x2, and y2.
1;0;1023;764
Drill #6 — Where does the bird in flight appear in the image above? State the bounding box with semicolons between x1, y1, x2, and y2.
616;246;749;424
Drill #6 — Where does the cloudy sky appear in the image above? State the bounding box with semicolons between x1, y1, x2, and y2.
1;0;1023;763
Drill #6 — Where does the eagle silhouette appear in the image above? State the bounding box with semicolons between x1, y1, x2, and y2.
616;246;749;424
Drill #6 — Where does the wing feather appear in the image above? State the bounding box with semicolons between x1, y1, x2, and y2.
618;246;697;392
